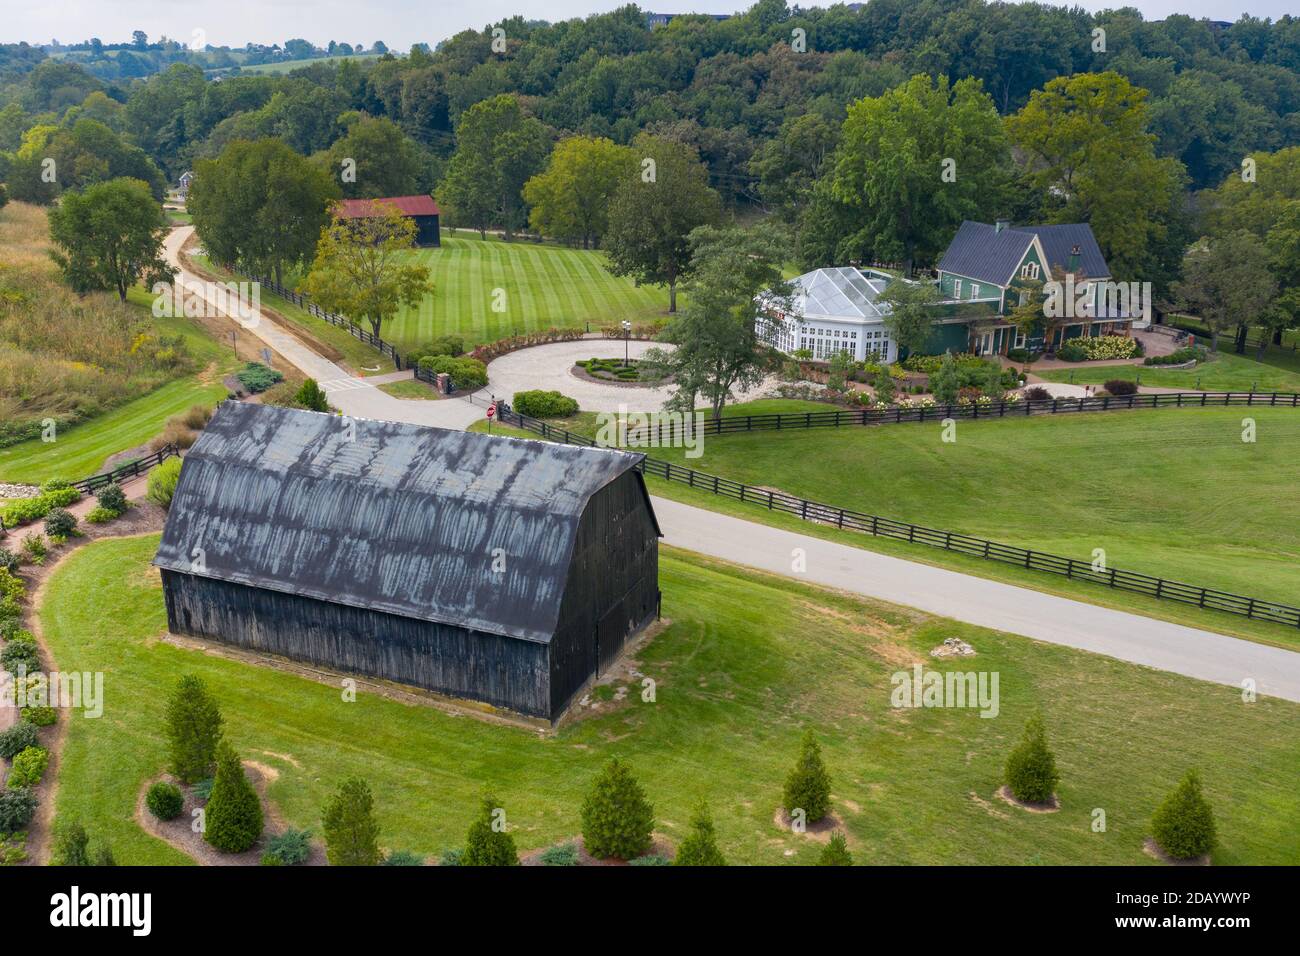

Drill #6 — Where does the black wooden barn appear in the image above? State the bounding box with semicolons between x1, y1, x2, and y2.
153;403;661;721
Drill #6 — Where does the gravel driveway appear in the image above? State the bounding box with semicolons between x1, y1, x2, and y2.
486;339;774;412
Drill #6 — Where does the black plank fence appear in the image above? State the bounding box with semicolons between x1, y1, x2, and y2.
74;444;181;494
493;405;1300;629
624;391;1300;442
234;269;406;370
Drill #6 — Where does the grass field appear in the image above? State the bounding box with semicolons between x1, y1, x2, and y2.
0;376;227;483
473;402;1300;639
41;535;1300;865
386;234;670;348
231;52;382;75
1038;345;1300;393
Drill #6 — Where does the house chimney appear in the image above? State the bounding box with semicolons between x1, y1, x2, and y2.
1068;243;1081;272
995;219;1010;234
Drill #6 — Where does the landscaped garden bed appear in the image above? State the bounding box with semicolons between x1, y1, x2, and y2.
573;357;667;386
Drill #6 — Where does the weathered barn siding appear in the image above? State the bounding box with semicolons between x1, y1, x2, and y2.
161;570;549;716
153;403;662;722
549;471;661;714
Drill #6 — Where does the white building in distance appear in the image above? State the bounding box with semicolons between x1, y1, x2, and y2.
762;266;899;363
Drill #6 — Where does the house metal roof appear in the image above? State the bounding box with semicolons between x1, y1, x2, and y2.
153;403;655;644
335;195;441;218
938;221;1111;287
790;267;894;322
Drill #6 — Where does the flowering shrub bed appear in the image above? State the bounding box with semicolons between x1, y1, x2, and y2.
1056;335;1140;362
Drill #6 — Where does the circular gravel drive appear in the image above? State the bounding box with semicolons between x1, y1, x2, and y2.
486;339;773;412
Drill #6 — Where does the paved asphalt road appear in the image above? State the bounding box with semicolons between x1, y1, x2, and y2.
164;228;1300;702
652;498;1300;702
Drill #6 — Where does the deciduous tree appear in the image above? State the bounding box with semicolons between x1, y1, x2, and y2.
523;135;635;248
189;137;339;285
47;177;171;301
302;203;433;338
604;133;723;313
1172;231;1277;352
436;94;549;239
825;74;1013;274
644;223;791;421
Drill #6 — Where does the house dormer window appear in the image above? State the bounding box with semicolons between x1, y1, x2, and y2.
1021;262;1041;280
953;279;962;297
971;284;980;299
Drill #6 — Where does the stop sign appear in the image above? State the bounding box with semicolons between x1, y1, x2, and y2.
486;403;497;420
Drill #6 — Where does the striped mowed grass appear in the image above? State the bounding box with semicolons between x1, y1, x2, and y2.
385;233;670;348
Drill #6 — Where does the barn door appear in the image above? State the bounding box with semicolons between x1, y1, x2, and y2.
596;605;625;675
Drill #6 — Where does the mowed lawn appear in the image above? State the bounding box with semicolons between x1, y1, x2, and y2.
41;536;1300;865
1038;345;1300;393
0;377;227;484
488;405;1300;611
385;234;670;348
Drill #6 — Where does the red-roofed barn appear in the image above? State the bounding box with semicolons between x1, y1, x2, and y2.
334;195;441;247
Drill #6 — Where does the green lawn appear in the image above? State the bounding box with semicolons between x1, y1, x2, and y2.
474;402;1300;640
41;535;1300;865
0;377;227;483
0;288;233;484
1038;347;1300;393
386;234;670;348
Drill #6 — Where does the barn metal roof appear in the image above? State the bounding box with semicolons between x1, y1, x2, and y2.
334;195;441;218
153;403;656;644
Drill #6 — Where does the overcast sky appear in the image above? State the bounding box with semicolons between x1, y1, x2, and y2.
5;1;1295;50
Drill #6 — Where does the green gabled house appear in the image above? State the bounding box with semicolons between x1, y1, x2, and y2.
932;220;1138;356
760;220;1141;364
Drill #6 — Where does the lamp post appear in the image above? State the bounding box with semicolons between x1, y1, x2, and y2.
622;320;632;367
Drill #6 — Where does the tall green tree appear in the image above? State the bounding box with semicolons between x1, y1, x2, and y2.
302;203;433;338
523;135;636;248
604;133;724;313
436;94;550;239
824;74;1013;274
580;758;655;861
162;674;224;784
750;112;839;226
318;112;428;198
188;137;339;284
1007;71;1187;284
1172;231;1278;352
46;177;171;301
204;741;263;853
644;223;790;421
878;279;941;359
783;729;831;824
321;777;382;866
